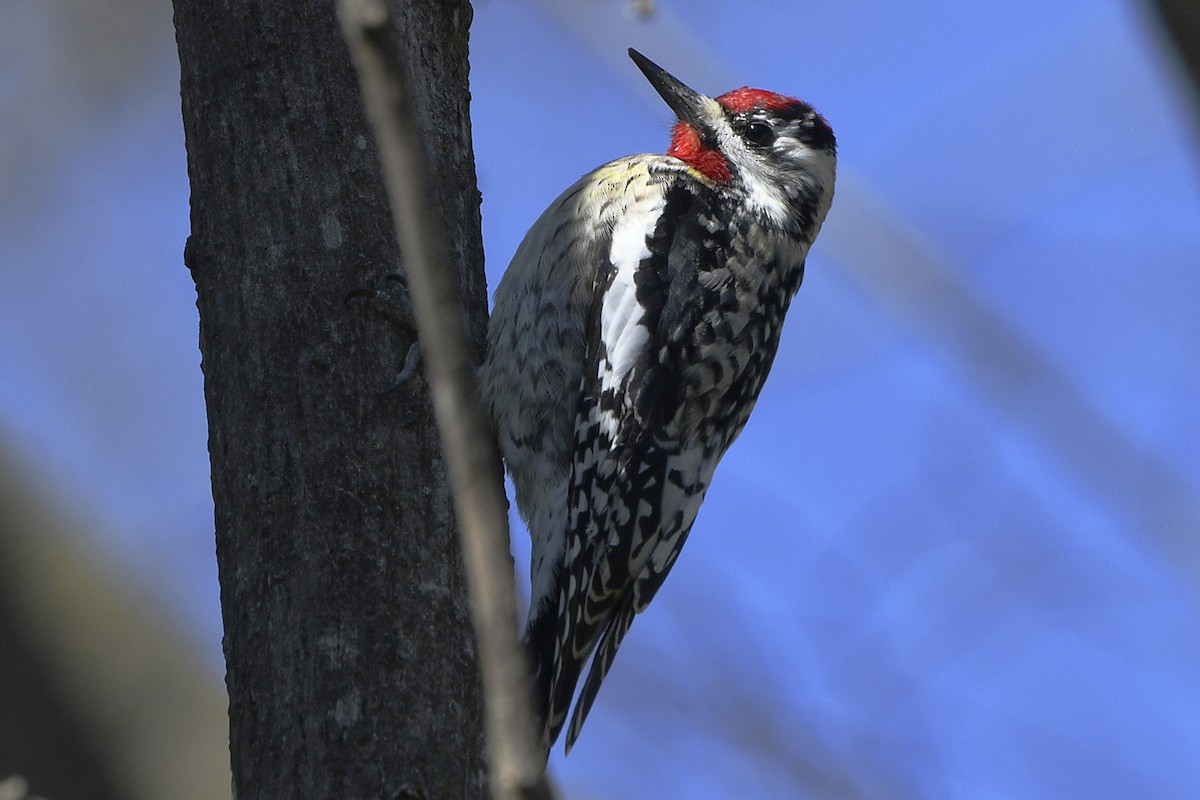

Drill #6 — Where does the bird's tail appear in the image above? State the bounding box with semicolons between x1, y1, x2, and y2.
527;569;641;754
528;580;609;753
564;594;637;753
523;598;558;754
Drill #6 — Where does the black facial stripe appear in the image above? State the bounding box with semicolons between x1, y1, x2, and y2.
726;103;835;154
796;114;836;153
726;102;813;126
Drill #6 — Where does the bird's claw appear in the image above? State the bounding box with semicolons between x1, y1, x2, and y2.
381;341;422;395
346;273;423;393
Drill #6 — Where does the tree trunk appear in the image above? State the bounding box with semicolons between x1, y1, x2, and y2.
172;1;488;797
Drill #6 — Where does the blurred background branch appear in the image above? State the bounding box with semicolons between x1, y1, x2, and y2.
0;436;230;800
1149;0;1200;104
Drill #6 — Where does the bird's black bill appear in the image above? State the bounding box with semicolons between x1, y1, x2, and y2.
628;48;712;133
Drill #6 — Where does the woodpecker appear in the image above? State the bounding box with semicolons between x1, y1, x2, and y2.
480;49;836;755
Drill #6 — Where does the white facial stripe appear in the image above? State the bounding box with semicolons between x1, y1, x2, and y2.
708;112;837;228
716;123;790;221
778;136;836;198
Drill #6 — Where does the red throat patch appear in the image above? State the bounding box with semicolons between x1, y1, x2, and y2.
667;121;732;183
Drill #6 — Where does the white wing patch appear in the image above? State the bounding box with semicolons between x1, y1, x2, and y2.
595;194;665;438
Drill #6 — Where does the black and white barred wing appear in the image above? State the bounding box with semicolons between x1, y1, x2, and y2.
548;180;733;751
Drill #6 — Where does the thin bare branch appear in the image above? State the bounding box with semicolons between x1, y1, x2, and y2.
335;2;557;798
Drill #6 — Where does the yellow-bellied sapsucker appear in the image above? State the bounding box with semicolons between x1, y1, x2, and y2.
480;49;837;755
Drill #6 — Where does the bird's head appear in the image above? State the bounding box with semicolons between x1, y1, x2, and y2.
629;48;836;235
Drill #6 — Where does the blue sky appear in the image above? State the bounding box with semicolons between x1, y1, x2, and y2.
2;1;1199;798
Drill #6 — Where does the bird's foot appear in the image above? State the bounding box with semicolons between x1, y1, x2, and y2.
345;273;423;394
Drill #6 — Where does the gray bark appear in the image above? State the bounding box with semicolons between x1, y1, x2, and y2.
172;1;488;797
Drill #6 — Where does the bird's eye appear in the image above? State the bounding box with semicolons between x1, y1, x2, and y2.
744;122;776;147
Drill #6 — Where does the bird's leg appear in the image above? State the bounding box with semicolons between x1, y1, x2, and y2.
345;272;423;394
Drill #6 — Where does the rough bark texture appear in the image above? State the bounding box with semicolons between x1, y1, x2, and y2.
172;1;488;797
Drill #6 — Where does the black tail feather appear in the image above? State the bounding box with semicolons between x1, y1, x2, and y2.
524;597;558;753
564;594;637;753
